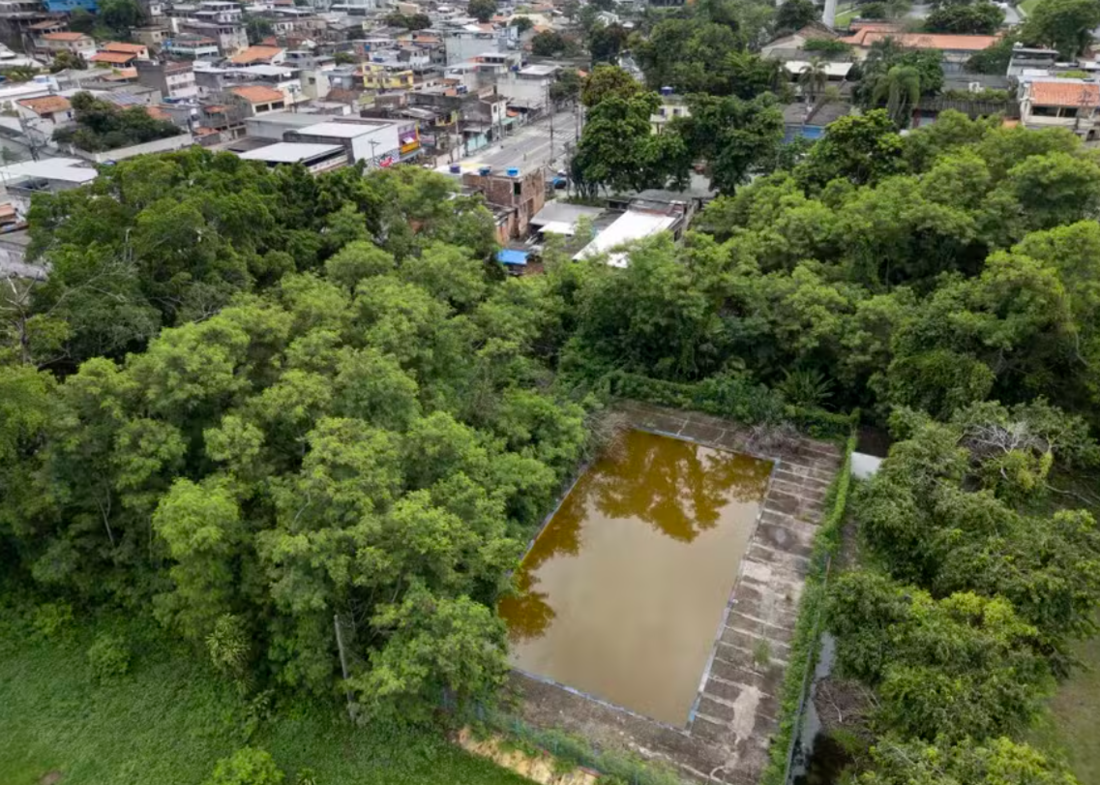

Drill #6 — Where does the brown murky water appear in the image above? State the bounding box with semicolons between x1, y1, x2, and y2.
499;429;772;727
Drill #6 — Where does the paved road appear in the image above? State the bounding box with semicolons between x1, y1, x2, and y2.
462;108;581;173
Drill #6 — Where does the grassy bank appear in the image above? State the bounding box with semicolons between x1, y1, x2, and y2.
1030;631;1100;785
0;608;525;785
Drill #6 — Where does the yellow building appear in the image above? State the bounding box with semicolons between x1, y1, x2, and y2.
363;65;415;91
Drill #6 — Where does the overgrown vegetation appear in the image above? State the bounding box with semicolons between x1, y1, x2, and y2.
4;64;1100;785
52;91;182;153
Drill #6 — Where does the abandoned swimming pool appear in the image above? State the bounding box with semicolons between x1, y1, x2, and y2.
498;429;774;727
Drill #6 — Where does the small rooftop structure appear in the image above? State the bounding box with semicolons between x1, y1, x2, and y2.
783;61;853;79
238;141;344;162
573;210;678;268
529;201;605;236
229;85;286;104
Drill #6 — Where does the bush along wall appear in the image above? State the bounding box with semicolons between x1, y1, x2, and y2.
604;370;857;442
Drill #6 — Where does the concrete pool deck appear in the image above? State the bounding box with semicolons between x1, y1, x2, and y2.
509;402;844;785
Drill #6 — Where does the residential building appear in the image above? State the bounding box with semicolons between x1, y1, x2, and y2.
443;27;515;65
283;118;420;168
229;44;285;65
42;0;96;13
136;59;198;98
650;93;691;135
16;94;72;134
1007;45;1059;78
461;166;545;241
89;50;140;67
0;2;57;45
197;62;303;103
102;41;151;60
131;26;170;48
227;84;287;116
237;141;348;172
839;30;1000;71
760;22;839;59
172;1;247;55
36;31;96;61
1018;79;1100;139
494;63;556;110
163;34;219;59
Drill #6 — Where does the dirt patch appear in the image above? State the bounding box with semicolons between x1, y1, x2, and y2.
456;727;600;785
39;772;63;785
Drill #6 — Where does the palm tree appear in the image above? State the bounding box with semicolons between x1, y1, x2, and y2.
798;58;829;106
871;64;921;127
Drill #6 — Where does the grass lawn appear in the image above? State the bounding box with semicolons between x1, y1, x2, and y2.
1019;0;1042;17
1029;631;1100;785
834;4;859;27
0;608;528;785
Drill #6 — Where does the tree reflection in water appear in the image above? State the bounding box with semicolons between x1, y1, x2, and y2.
499;430;772;644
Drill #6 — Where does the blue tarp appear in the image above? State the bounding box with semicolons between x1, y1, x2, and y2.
497;249;529;266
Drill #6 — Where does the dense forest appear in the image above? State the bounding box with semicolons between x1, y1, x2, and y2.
3;110;1100;783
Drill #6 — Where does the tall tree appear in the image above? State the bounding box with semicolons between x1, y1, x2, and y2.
1023;0;1100;57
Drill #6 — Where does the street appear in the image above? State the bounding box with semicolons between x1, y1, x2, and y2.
461;107;581;174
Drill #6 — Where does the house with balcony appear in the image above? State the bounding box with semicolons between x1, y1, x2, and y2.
227;84;287;117
36;31;96;61
0;4;58;44
163;34;219;59
171;1;247;55
1018;79;1100;139
136;59;198;98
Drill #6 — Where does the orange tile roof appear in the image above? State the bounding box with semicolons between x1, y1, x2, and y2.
1030;81;1100;107
230;45;284;64
840;31;999;51
90;51;137;64
146;105;172;120
17;95;71;115
43;31;89;41
229;85;285;104
104;41;147;54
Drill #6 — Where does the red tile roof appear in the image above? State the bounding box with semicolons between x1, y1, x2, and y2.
230;45;284;64
90;51;137;64
229;85;285;104
1030;81;1100;107
43;31;89;41
17;95;71;115
104;41;147;54
840;30;999;51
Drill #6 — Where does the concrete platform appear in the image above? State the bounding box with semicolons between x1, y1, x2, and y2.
510;402;844;785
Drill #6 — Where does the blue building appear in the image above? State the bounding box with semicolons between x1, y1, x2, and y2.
43;0;98;12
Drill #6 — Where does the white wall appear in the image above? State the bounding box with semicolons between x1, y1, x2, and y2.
69;132;195;162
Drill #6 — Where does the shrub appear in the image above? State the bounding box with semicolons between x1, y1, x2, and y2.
32;602;73;638
204;747;284;785
87;632;131;681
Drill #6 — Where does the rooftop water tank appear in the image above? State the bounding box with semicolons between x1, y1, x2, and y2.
449;164;461;174
506;167;520;177
478;166;492;176
660;85;673;96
